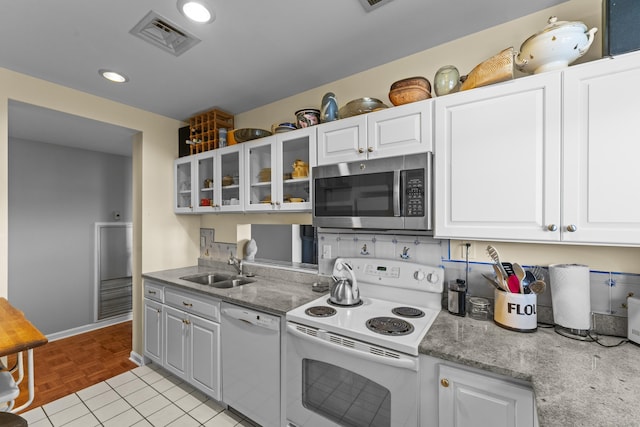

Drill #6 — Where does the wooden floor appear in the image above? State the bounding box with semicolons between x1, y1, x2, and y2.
13;320;136;412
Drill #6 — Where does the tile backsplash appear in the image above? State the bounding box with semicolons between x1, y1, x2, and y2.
317;231;449;275
318;230;639;334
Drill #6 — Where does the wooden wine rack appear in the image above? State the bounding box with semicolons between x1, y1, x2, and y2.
188;109;234;155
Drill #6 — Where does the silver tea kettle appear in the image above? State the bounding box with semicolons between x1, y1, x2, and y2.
329;258;360;306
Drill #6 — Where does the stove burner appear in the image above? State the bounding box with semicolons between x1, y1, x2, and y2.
326;298;364;308
305;306;337;317
392;307;425;318
366;317;414;336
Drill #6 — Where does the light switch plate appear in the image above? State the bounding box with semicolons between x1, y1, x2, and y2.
628;296;640;344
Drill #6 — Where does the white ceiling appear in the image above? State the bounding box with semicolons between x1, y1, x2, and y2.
3;0;566;156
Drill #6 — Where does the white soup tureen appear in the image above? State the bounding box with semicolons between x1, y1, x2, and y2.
515;16;598;74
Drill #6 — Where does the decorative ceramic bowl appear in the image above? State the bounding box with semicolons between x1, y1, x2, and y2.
515;16;598;74
390;76;431;92
389;77;431;105
339;97;388;118
274;122;297;133
232;128;272;143
295;109;321;128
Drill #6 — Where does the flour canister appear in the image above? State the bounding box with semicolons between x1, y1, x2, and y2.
493;289;537;332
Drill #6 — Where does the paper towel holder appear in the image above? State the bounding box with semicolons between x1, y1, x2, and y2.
549;263;594;341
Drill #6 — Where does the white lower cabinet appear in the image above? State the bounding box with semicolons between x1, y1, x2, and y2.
163;290;221;400
420;355;536;427
143;282;164;365
143;280;222;401
143;299;163;365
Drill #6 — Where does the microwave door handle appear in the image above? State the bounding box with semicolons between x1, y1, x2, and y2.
393;170;401;217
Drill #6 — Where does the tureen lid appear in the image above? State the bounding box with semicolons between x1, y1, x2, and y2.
521;16;588;44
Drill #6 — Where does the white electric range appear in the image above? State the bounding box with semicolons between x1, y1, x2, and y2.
285;257;444;427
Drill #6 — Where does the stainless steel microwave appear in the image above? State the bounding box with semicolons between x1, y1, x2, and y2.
312;153;432;230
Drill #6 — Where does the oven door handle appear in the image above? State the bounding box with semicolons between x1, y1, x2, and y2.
287;324;418;371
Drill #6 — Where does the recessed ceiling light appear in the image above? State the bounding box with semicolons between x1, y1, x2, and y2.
99;69;129;83
177;0;215;23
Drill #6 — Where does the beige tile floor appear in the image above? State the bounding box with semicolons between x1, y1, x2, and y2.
20;363;258;427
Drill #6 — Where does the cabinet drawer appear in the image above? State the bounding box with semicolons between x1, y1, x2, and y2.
165;288;220;322
144;281;164;302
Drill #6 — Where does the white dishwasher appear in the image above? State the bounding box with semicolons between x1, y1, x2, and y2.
221;302;281;427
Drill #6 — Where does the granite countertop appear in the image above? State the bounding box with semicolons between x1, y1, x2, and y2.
143;265;639;427
421;312;640;427
142;264;320;315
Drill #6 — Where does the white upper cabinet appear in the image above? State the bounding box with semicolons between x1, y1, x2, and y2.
211;146;244;213
434;71;562;241
317;115;367;165
174;156;196;213
435;50;640;245
316;100;432;165
367;100;433;158
244;127;316;212
562;52;640;245
192;151;216;213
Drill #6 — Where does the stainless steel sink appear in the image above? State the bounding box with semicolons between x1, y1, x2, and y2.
180;272;233;285
213;278;254;288
179;273;254;288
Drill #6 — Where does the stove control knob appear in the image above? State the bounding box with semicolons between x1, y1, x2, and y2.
427;272;439;284
414;270;426;281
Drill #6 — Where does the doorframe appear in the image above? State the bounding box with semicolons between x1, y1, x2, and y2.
94;222;133;322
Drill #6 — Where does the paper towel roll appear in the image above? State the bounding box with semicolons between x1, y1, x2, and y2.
549;264;591;330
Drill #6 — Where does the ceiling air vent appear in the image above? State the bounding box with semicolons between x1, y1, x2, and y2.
130;11;200;56
358;0;395;12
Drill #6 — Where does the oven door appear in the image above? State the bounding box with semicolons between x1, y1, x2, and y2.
286;322;419;427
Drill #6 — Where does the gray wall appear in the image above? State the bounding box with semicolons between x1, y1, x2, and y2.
8;138;132;334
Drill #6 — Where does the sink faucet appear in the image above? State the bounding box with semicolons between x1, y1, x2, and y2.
228;253;243;276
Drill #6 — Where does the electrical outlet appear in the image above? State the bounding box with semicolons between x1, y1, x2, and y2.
460;242;476;259
322;245;332;259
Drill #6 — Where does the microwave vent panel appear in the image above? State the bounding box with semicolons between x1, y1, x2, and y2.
130;11;200;56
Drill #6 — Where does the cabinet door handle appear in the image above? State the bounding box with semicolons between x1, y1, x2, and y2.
367;147;374;152
148;290;156;295
182;318;191;325
440;378;450;387
547;224;558;231
357;148;365;154
182;301;193;307
275;201;281;206
566;224;578;232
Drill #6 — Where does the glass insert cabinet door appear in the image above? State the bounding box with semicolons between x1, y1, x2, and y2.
279;129;314;211
194;152;215;212
245;128;316;212
174;157;194;213
217;146;243;211
245;137;274;210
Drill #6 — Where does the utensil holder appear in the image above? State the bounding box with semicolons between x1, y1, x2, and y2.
493;289;537;332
